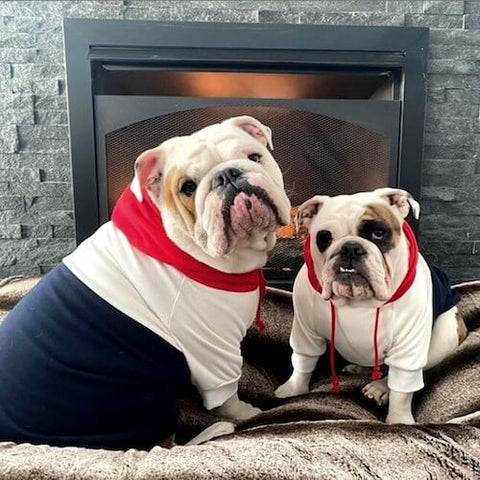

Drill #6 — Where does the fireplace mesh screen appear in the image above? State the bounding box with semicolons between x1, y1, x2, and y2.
105;105;389;283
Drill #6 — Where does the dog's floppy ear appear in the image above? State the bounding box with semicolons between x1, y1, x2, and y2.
295;195;329;236
223;115;273;150
130;147;165;202
374;187;420;220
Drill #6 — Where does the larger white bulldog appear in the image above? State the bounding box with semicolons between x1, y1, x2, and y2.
0;116;291;450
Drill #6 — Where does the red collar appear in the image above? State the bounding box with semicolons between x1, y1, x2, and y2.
304;221;419;304
111;186;266;329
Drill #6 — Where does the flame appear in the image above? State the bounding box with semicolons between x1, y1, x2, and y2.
276;206;298;239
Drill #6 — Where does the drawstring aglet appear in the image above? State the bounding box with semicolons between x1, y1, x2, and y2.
370;365;383;381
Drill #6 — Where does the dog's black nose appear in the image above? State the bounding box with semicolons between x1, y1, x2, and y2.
212;168;242;189
340;241;366;258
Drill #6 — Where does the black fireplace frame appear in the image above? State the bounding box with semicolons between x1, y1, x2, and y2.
64;19;429;243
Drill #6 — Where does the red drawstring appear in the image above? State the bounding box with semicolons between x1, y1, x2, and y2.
371;308;383;381
254;271;267;331
328;302;382;393
329;301;340;394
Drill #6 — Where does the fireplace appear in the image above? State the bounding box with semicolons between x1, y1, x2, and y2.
64;20;428;289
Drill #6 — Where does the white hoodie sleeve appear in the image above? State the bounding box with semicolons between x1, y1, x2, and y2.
384;257;434;393
384;304;433;393
289;267;327;373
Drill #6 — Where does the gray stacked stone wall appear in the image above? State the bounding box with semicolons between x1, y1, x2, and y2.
0;0;479;283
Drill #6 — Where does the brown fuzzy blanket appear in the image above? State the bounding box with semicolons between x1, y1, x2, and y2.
1;277;480;479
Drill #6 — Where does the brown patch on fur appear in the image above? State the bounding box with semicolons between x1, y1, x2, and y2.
359;203;402;251
453;281;480;331
456;310;468;344
158;434;176;449
164;167;196;233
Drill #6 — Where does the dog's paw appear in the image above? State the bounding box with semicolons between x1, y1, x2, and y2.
342;364;371;376
233;400;262;420
274;380;308;399
362;378;389;406
215;394;262;421
386;411;415;425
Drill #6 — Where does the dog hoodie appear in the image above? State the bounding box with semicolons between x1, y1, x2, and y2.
289;222;460;393
63;185;265;410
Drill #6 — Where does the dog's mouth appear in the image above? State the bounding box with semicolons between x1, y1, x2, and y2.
202;180;286;256
225;184;284;236
332;266;375;300
321;261;377;301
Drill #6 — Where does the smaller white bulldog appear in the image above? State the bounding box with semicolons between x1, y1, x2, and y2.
0;116;290;449
275;188;466;424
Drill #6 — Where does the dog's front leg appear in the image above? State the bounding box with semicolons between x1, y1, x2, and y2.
274;370;312;398
385;390;414;424
214;392;261;420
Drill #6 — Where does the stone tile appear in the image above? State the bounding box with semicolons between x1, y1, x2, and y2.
424;159;476;175
465;14;480;29
466;0;480;14
423;1;465;15
446;88;480;103
35;110;69;126
0;1;62;17
421;186;456;201
11;64;64;96
0;48;37;63
123;4;171;20
0;94;34;125
0;224;22;240
0;32;36;48
428;73;480;89
0;168;40;182
428;59;480;74
425;117;479;134
424;133;476;146
2;16;62;35
0;126;19;154
52;225;75;239
171;6;258;22
17;125;69;140
424;145;476;159
0;196;24;213
259;10;300;23
20;225;53;239
430;28;480;46
299;12;404;26
426;101;479;119
62;1;124;19
405;14;463;28
386;1;423;13
17;137;69;155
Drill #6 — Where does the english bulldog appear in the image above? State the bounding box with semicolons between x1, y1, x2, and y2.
275;188;465;424
0;116;291;449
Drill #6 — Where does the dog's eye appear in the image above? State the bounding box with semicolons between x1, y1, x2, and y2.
316;230;332;252
248;153;262;163
372;228;386;240
180;180;197;196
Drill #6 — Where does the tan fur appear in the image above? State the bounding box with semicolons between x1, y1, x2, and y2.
361;203;402;246
456;310;468;344
158;434;176;449
164;167;196;233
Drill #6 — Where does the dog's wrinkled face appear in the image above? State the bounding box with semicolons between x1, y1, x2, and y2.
130;116;291;261
297;188;420;302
